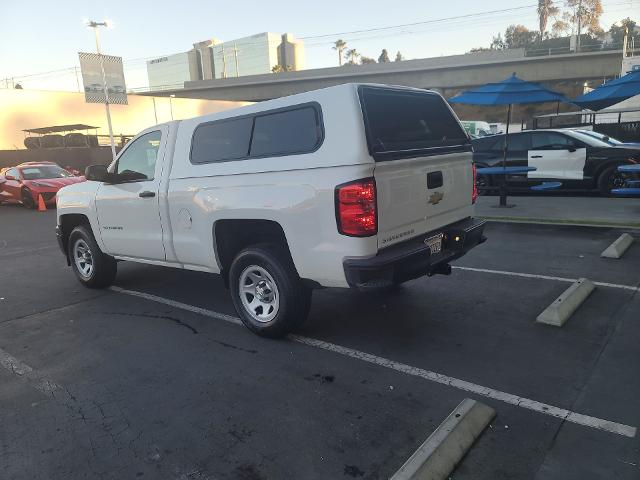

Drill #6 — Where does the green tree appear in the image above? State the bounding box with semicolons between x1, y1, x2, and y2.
490;33;506;49
565;0;604;36
504;24;537;48
271;64;292;73
552;19;571;36
538;0;560;39
345;48;360;64
333;39;347;66
361;56;376;64
608;18;639;45
378;49;391;62
395;51;404;61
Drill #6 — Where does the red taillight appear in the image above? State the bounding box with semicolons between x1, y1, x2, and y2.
472;163;478;204
335;178;377;237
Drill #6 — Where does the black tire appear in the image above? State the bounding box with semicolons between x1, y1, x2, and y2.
68;225;117;288
476;174;492;196
597;165;627;196
229;244;311;338
21;189;36;209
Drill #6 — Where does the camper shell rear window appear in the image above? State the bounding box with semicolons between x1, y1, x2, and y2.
358;86;471;161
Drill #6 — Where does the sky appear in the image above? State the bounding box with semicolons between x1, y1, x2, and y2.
0;0;635;91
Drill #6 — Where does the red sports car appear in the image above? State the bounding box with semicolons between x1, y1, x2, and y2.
0;162;85;209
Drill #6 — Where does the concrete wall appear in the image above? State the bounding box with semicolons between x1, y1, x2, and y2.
0;147;114;170
0;89;250;151
146;49;626;123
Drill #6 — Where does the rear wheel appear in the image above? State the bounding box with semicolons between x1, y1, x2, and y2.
68;225;117;288
229;244;311;338
21;189;35;209
597;165;627;196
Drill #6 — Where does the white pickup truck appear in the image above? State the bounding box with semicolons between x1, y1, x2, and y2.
56;83;486;337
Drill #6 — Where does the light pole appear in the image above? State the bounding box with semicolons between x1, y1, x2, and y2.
86;20;117;161
169;94;175;120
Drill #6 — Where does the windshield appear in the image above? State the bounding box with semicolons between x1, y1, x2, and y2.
563;130;615;148
573;130;623;145
20;165;74;180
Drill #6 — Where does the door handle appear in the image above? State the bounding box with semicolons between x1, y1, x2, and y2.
531;155;543;158
139;191;155;198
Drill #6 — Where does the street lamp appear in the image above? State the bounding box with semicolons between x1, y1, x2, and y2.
86;19;117;161
169;94;175;121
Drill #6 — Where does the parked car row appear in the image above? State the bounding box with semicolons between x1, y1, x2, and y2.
471;129;640;195
0;162;85;209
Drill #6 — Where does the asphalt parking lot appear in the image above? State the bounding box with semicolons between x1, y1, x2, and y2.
1;204;639;480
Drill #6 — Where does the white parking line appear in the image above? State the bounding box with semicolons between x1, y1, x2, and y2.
109;286;637;438
453;266;640;292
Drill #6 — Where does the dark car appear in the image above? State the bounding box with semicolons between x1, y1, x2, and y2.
472;129;640;195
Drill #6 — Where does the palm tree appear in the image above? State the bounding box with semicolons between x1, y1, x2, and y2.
537;0;559;40
333;39;347;66
345;48;360;65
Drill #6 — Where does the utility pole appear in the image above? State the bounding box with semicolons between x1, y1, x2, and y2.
87;20;117;161
152;97;158;124
576;0;583;53
233;43;240;77
221;44;227;78
74;66;81;93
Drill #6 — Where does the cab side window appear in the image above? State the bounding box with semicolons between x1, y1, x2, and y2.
531;133;575;150
116;131;162;181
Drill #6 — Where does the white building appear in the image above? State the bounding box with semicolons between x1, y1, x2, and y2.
146;33;305;89
146;53;192;91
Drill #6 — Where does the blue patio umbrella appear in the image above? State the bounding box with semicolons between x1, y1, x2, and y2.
449;73;567;206
571;70;640;111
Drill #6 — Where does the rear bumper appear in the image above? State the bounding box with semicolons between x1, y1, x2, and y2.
343;217;486;289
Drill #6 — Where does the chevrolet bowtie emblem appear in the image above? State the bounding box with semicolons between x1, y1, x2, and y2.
429;191;444;205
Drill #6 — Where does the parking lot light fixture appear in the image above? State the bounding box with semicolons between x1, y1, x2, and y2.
85;19;117;161
169;94;176;121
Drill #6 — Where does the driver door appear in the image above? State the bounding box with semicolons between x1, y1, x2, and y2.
95;127;167;260
528;132;587;180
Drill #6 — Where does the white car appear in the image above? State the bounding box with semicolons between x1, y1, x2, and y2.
56;83;486;337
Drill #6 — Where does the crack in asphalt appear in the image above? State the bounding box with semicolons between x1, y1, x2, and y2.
107;312;199;334
0;293;109;326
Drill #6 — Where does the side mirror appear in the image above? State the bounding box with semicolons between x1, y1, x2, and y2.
568;146;576;152
85;164;109;182
4;174;15;181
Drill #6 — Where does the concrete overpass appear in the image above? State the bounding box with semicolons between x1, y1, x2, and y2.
144;49;626;102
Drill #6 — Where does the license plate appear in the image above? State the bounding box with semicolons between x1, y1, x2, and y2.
425;233;443;254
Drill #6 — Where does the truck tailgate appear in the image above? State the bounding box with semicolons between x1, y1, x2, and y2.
374;152;474;249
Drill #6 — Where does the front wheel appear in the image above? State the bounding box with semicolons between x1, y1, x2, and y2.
597;165;627;196
21;189;36;209
229;244;311;338
68;225;117;288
